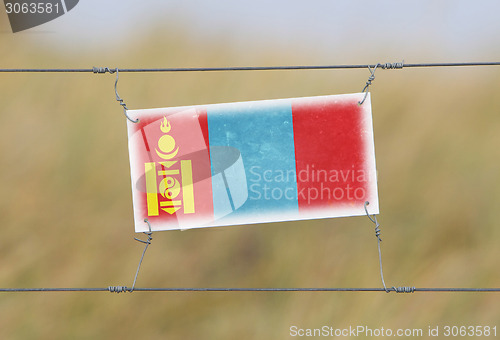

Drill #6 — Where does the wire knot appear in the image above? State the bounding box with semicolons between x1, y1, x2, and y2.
358;64;378;105
362;69;376;92
391;286;415;293
380;61;404;70
134;232;153;245
134;219;153;245
374;223;382;241
358;61;404;104
108;286;129;293
92;67;116;74
364;201;382;242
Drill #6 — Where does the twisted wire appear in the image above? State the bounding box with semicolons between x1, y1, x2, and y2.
0;287;498;293
364;202;416;294
108;286;129;293
112;68;138;123
92;67;115;74
391;286;416;293
380;61;404;69
2;61;499;73
364;201;389;292
129;219;154;292
358;64;379;105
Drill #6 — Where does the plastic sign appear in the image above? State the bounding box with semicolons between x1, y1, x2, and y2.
127;93;379;232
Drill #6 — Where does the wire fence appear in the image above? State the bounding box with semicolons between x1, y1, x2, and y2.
1;60;499;294
113;287;500;293
1;287;499;294
0;61;499;73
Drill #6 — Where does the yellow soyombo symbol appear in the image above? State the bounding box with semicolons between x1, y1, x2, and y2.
145;117;195;216
155;117;179;159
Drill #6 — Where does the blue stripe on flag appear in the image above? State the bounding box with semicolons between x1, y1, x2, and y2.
207;100;299;221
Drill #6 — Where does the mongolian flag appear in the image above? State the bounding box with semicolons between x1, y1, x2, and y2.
127;93;379;232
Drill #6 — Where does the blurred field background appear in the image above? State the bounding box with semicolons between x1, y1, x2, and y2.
1;2;500;339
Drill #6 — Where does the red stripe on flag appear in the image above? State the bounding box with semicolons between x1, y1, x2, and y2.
292;98;368;211
197;108;210;154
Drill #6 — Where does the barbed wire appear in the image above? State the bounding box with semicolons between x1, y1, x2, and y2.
0;61;499;73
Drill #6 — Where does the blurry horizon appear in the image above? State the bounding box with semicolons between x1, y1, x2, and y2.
1;0;500;63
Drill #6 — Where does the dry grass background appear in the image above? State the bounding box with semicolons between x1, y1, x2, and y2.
0;14;499;340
